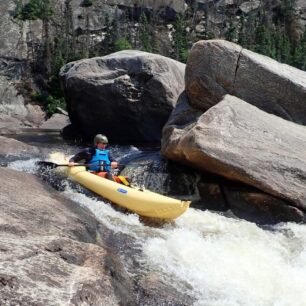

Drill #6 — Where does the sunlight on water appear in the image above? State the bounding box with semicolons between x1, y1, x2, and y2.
48;151;70;163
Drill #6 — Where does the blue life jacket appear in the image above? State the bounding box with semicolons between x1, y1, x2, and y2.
88;149;111;172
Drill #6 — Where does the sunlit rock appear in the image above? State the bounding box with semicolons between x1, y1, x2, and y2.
162;94;306;216
0;136;40;156
185;39;306;125
60;50;185;143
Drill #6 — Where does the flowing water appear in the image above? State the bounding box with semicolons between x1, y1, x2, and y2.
5;134;306;306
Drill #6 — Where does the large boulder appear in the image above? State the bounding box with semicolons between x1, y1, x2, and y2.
60;50;185;143
185;39;306;125
162;94;306;213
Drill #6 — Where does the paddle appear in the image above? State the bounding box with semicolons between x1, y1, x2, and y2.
36;161;143;169
36;161;91;169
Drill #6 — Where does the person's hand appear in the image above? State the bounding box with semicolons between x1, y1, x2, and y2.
111;161;118;169
68;162;76;167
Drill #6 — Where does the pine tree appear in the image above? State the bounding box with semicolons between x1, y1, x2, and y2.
225;21;236;42
14;0;24;19
293;29;306;70
139;12;152;52
173;13;188;63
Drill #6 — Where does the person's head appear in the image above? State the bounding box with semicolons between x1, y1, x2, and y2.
94;134;108;149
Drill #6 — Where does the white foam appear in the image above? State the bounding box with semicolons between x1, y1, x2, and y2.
142;209;306;306
8;158;40;174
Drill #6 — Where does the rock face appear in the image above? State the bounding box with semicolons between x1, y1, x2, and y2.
185;40;306;124
60;50;185;143
162;94;306;217
0;57;45;132
0;2;44;129
40;113;71;130
0;136;40;157
0;166;120;305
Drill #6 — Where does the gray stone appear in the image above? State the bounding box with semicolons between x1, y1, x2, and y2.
40;114;70;130
60;50;185;142
162;94;306;212
0;1;42;59
239;1;261;14
0;136;40;156
0;166;120;305
185;40;242;110
185;39;306;125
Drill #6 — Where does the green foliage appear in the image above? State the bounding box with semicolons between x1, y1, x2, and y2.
225;21;237;42
114;38;132;51
32;91;66;117
280;0;296;18
46;96;66;117
139;12;152;52
234;2;305;71
15;0;53;21
254;23;276;58
102;12;121;54
206;31;215;40
293;30;306;70
14;0;23;19
173;14;189;63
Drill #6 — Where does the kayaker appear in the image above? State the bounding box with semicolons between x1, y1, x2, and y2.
68;134;118;181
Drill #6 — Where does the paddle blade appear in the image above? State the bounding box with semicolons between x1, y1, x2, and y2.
36;161;59;169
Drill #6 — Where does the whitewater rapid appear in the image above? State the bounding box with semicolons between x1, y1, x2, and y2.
76;192;306;306
8;157;306;306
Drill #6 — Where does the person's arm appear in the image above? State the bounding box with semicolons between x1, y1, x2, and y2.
69;148;93;166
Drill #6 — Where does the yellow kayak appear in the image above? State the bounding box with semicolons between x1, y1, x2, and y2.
67;166;190;220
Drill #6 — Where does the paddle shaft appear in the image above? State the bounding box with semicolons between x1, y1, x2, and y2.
36;161;142;169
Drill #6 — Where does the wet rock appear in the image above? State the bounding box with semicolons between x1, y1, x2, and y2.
226;189;305;224
60;50;185;143
197;178;229;211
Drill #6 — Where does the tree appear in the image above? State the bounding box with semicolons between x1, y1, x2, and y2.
139;12;152;52
225;21;236;42
16;0;52;21
293;29;306;70
114;38;132;51
173;13;188;62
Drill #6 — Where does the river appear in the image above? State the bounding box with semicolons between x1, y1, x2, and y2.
6;132;306;306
